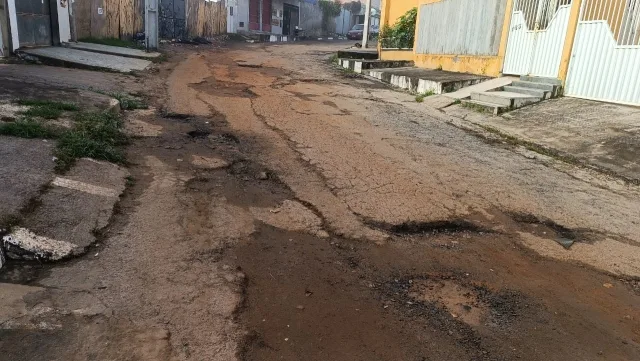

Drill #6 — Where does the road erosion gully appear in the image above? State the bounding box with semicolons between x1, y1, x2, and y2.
0;43;638;361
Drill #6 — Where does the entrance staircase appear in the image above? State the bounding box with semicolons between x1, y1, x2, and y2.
465;76;562;114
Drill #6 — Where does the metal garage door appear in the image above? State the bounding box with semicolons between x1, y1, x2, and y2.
249;0;271;32
16;0;53;47
565;0;640;105
159;0;186;39
503;0;573;77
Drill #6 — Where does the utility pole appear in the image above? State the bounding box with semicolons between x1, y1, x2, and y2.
362;0;372;48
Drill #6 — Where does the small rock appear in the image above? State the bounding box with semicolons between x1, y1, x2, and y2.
224;274;235;283
284;338;289;341
296;305;305;310
603;283;614;288
257;171;268;180
222;264;231;271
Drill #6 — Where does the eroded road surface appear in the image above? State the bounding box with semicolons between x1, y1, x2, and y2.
2;42;639;361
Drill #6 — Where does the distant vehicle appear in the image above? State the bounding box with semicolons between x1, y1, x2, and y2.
347;24;379;40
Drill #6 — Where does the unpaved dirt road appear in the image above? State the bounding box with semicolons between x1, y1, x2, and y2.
1;41;639;361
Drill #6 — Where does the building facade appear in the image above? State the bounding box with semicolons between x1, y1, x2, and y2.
380;0;640;105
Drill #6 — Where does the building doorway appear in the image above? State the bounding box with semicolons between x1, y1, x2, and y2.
13;0;56;47
282;3;299;36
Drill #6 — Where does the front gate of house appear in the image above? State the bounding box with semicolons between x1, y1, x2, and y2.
565;0;640;105
503;0;573;77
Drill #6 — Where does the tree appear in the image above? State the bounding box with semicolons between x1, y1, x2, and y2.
342;1;362;15
319;0;342;33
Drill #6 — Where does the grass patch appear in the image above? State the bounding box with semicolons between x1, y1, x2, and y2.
0;118;60;138
79;37;144;49
17;99;80;120
110;92;148;110
54;111;128;172
17;99;79;111
415;90;435;103
329;53;339;63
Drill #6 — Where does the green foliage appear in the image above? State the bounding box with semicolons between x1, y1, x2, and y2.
55;111;128;172
379;8;417;49
342;1;362;14
110;92;148;110
319;0;342;32
17;99;79;120
17;99;79;111
0;118;60;138
415;90;435;103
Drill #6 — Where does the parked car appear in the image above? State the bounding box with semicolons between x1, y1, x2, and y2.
347;24;379;40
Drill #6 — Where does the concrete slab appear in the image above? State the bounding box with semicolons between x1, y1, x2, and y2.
68;42;161;59
366;67;489;94
15;159;128;260
0;137;55;224
0;78;118;113
444;76;517;100
0;64;142;93
472;91;541;107
445;97;640;181
20;47;152;73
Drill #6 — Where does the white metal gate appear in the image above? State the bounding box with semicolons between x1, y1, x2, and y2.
503;0;573;77
565;0;640;105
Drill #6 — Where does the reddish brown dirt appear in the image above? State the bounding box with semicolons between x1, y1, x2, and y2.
0;42;638;361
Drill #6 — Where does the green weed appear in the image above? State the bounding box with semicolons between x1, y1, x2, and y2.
0;118;60;138
110;93;148;110
415;90;435;102
54;111;128;172
17;99;79;119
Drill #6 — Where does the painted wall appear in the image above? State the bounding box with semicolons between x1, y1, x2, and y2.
235;0;249;32
58;0;72;42
381;0;418;27
335;8;354;35
415;0;508;56
380;49;414;61
411;0;512;77
299;1;324;36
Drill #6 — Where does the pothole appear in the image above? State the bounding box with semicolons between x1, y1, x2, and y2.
368;219;490;235
386;274;527;329
190;80;258;98
187;129;211;138
409;279;484;326
209;132;240;144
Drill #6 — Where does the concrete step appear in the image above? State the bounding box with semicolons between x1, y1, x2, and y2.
519;75;562;86
365;67;489;94
337;49;379;60
352;59;414;73
444;76;517;100
503;85;550;99
67;42;161;60
471;91;541;108
462;99;508;115
511;80;556;93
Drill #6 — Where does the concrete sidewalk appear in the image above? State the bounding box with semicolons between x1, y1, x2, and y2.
439;96;640;182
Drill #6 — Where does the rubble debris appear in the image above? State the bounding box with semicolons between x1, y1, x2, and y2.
2;227;75;261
